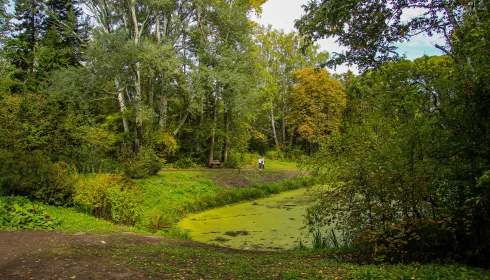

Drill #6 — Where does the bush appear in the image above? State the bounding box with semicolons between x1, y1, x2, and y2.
265;150;284;160
0;196;57;230
224;152;241;168
123;148;163;179
0;150;75;206
73;173;143;225
153;132;179;159
146;208;174;232
173;157;195;169
265;147;305;162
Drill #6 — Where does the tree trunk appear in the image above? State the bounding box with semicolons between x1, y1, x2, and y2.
130;1;143;152
172;108;189;136
149;79;154;108
270;103;280;148
115;79;129;133
281;92;286;146
221;108;230;164
134;62;142;152
156;12;161;44
159;91;168;130
208;91;219;166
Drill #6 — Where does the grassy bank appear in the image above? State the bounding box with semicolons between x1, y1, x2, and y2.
133;169;314;233
39;162;310;235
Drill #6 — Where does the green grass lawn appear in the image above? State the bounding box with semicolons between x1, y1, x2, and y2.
132;170;222;230
264;160;297;169
44;205;143;234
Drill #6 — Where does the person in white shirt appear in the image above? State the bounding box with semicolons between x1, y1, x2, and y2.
258;157;265;170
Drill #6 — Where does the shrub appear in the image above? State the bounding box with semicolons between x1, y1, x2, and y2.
265;147;305;162
73;173;143;225
173;157;195;169
265;150;283;160
0;150;75;206
153;132;179;159
224;152;241;168
0;196;57;230
123;148;163;179
146;209;175;232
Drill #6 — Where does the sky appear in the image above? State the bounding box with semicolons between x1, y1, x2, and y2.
251;0;444;74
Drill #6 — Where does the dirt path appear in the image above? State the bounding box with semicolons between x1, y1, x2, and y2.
0;231;167;279
0;230;261;280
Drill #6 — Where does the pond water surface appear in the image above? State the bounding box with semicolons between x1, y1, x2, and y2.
177;188;315;250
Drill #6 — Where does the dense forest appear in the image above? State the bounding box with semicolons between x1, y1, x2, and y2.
1;0;489;268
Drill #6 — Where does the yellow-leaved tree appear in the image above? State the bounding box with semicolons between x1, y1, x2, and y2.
288;67;346;146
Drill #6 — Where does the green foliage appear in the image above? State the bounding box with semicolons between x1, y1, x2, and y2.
152;132;179;159
295;0;463;71
0;196;57;230
304;56;490;266
146;209;175;232
0;150;76;206
254;26;328;149
73;173;143;225
122;148;163;179
44;204;143;234
289;67;346;144
266;147;305;162
223;152;241;168
223;151;257;168
172;157;195;169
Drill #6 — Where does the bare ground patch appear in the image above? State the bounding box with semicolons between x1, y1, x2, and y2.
0;231;267;280
211;169;303;189
0;231;169;279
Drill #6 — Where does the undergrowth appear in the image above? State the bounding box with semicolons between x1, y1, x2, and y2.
0;196;57;230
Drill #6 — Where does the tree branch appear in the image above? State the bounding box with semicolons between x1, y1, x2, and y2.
435;44;460;66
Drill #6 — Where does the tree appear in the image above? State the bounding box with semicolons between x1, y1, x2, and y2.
7;0;45;92
295;0;474;71
288;67;346;154
37;0;86;74
0;0;11;92
255;27;328;149
189;0;261;166
297;0;490;266
0;0;9;46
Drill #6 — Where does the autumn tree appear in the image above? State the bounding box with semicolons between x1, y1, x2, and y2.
288;67;345;154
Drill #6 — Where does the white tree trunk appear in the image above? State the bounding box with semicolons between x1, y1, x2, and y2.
115;79;129;133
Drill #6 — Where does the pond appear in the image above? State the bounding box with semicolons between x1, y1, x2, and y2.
177;188;316;250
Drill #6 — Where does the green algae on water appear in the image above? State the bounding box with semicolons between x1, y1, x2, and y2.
178;188;316;250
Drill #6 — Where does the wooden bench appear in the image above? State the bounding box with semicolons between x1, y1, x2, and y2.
209;160;221;169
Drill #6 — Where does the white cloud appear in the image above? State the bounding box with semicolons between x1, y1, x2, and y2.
251;0;307;32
